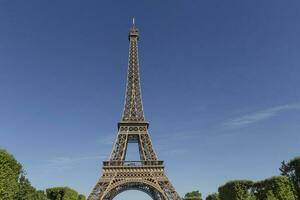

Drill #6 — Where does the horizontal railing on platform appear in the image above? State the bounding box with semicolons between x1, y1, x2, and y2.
103;160;164;167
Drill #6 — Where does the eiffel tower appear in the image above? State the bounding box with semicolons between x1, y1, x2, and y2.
88;19;181;200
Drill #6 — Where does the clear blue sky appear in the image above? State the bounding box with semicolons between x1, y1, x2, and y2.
1;0;300;199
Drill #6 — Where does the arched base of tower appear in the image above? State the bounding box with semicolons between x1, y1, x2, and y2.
102;181;165;200
87;166;181;200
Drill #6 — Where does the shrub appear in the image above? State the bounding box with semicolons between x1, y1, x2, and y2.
218;180;254;200
253;176;296;200
46;187;78;200
77;194;86;200
206;193;220;200
184;191;203;200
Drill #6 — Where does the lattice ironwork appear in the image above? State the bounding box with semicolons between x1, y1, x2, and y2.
88;168;181;200
121;24;145;122
88;21;181;200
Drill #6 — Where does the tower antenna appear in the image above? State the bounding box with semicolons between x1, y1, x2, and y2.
132;17;135;26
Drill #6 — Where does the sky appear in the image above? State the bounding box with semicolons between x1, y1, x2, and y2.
0;0;300;199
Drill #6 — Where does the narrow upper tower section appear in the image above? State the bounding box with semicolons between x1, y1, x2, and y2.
121;19;145;123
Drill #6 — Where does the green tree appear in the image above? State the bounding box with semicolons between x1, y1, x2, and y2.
253;176;296;200
46;187;79;200
15;174;36;200
206;193;220;200
280;157;300;199
218;180;254;200
184;191;203;200
34;190;49;200
15;173;48;200
265;191;277;200
77;194;86;200
0;149;22;200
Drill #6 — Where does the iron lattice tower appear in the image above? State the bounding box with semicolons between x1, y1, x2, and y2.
88;20;181;200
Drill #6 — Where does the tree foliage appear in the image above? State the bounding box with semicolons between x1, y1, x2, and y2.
0;149;22;200
15;173;48;200
46;187;81;200
184;191;203;200
77;194;86;200
0;149;86;200
253;176;297;200
206;193;220;200
218;180;254;200
265;190;277;200
35;190;49;200
15;174;37;200
280;157;300;200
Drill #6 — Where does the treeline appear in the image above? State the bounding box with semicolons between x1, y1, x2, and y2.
184;156;300;200
2;147;299;200
0;149;86;200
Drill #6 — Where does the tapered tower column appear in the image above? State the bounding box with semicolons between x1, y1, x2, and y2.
88;20;181;200
121;22;145;122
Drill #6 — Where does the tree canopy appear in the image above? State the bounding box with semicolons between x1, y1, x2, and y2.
0;148;86;200
281;157;300;200
46;187;85;200
253;176;296;200
184;191;203;200
15;174;49;200
77;194;86;200
0;148;22;199
218;180;254;200
206;193;220;200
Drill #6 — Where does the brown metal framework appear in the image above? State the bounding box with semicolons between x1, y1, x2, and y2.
87;21;181;200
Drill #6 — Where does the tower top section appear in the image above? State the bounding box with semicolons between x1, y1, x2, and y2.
128;17;139;40
121;19;145;123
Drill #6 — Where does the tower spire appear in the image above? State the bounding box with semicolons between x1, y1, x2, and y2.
121;19;145;122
